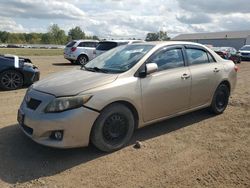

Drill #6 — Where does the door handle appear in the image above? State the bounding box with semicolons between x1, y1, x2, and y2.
181;73;190;80
213;68;220;73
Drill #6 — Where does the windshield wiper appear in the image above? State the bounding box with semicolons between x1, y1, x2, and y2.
81;65;109;73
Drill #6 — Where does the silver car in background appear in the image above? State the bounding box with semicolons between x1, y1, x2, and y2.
64;40;99;65
18;41;237;152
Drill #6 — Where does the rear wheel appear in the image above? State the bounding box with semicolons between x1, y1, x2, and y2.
91;104;135;152
77;55;88;65
0;70;24;90
210;84;229;114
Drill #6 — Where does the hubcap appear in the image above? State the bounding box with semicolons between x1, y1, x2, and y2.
1;72;22;89
102;113;128;145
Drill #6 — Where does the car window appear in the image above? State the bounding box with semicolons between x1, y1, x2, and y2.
66;41;76;47
78;42;96;48
86;44;154;73
148;48;185;71
96;42;118;51
186;48;210;65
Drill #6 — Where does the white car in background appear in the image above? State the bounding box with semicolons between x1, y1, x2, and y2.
64;40;99;65
239;45;250;61
95;40;144;57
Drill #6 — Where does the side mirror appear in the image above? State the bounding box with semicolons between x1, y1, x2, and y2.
146;63;158;75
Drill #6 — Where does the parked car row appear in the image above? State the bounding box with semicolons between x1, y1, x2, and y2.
64;39;144;65
208;45;250;63
211;47;241;64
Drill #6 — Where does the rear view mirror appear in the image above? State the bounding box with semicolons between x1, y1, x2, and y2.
146;63;158;75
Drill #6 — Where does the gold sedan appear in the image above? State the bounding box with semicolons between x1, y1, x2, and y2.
18;41;237;152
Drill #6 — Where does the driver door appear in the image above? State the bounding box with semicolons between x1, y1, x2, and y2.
140;46;191;122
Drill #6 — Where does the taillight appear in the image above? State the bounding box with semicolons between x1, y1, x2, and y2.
71;47;77;52
234;65;239;72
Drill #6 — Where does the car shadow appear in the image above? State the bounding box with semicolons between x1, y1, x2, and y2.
0;109;214;184
52;63;78;66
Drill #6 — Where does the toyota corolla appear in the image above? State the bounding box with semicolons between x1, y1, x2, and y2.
17;42;237;152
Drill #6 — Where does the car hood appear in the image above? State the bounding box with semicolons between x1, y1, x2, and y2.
33;69;118;97
239;50;250;53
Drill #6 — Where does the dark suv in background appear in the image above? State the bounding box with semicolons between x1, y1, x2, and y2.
95;40;144;57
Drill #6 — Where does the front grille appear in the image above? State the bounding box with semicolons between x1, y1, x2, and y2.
21;124;33;135
241;53;250;56
26;98;41;110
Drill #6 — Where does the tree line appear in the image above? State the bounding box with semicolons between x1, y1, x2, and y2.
0;24;170;45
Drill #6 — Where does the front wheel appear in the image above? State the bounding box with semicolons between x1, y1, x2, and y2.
91;104;135;152
210;84;230;114
0;70;24;90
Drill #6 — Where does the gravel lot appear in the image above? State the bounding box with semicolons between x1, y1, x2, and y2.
0;56;249;188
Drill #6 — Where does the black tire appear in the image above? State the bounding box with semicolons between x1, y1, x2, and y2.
77;55;88;65
91;103;135;152
210;84;230;114
70;60;77;64
0;70;24;90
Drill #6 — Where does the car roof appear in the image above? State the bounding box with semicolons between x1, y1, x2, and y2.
72;40;99;42
139;41;207;48
99;40;143;43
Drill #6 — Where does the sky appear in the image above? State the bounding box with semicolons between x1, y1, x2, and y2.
0;0;250;39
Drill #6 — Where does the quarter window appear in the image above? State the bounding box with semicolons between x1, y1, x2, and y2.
186;48;210;65
148;48;185;71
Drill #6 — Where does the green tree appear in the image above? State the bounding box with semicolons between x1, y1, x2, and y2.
0;31;10;43
145;32;159;41
68;26;85;40
145;31;170;41
41;33;53;44
48;24;67;44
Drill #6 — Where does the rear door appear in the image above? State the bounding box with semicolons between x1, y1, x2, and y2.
140;46;191;122
185;46;223;108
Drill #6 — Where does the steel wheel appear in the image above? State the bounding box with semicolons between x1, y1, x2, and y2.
0;70;23;90
102;113;129;145
91;103;135;152
210;84;229;114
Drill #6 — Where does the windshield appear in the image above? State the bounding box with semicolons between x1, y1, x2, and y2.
85;44;154;73
240;46;250;51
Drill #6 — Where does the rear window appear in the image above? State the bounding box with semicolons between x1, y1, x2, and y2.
96;42;118;51
66;41;76;47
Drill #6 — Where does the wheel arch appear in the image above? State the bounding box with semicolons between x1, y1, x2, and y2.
95;100;140;130
219;80;231;95
78;53;89;61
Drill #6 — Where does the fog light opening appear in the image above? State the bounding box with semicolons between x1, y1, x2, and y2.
50;131;64;141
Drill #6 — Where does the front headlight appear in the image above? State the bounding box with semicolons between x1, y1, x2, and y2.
44;95;92;113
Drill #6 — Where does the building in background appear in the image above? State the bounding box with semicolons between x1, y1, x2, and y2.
172;30;250;50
